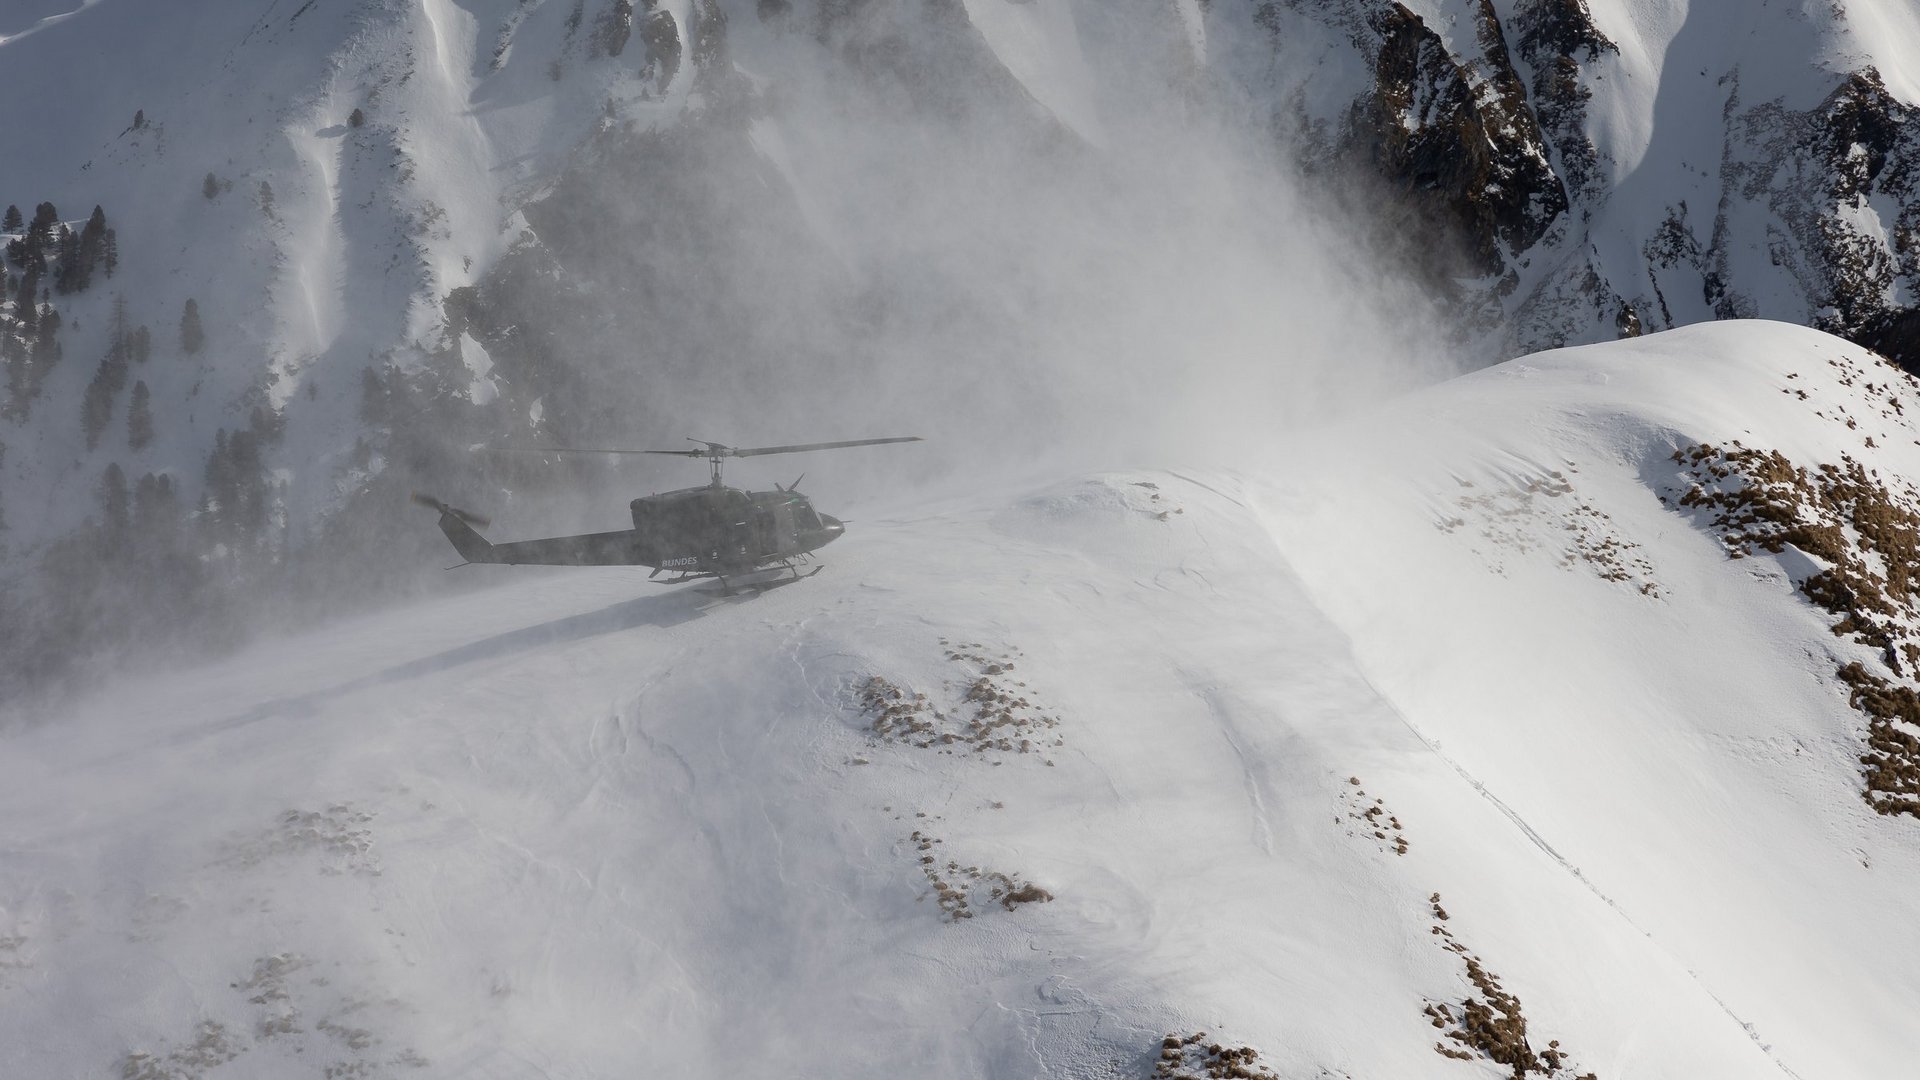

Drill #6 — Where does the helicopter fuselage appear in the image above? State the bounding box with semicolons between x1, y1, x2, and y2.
417;434;914;587
630;484;846;574
429;482;844;581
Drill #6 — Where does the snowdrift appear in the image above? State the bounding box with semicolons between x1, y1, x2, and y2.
4;321;1919;1078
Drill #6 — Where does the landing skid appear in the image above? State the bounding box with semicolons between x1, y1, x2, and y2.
659;561;824;596
705;564;824;596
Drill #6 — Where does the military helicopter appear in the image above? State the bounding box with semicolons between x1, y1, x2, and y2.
412;436;921;592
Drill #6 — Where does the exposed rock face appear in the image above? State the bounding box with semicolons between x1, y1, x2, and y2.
1230;0;1920;365
1725;71;1920;356
1348;1;1567;277
1509;0;1616;206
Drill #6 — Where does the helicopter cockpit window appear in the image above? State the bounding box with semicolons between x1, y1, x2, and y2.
793;502;823;532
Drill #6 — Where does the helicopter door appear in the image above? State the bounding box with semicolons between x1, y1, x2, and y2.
767;500;797;554
722;489;754;561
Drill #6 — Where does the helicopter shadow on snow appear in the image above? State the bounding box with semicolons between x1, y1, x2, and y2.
196;582;789;739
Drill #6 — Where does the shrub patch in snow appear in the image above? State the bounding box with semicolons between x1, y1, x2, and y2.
1670;441;1920;815
120;951;427;1079
1424;895;1596;1079
857;640;1062;762
218;804;381;876
1435;466;1659;594
1339;775;1408;855
1151;1032;1279;1080
905;826;1051;922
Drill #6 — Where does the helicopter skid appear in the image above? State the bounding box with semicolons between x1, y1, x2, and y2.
657;562;823;595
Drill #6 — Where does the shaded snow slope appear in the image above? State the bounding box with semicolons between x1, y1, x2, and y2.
5;321;1917;1078
0;0;691;542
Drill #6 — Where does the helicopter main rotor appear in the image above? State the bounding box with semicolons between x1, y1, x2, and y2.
489;436;923;486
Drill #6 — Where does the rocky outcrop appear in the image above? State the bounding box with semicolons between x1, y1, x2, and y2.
1355;2;1567;276
1229;1;1920;364
1722;70;1920;360
1509;0;1616;206
1260;0;1566;291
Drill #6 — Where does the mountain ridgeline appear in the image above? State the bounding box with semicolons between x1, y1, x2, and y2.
0;0;1918;695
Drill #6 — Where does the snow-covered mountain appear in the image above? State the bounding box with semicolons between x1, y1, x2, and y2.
3;1;1919;689
6;320;1920;1078
1231;0;1920;356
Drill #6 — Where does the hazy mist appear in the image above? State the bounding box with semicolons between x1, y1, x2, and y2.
461;1;1454;528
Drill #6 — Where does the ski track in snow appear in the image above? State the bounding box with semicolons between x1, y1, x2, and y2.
1352;662;1806;1079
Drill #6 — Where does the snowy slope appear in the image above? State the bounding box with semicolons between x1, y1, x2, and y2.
0;0;693;543
7;0;1920;687
5;320;1918;1078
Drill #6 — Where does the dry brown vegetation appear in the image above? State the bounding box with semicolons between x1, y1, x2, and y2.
857;639;1063;763
1436;467;1659;594
120;1022;240;1080
219;804;381;876
905;827;1051;922
120;952;428;1079
1423;894;1597;1080
1339;775;1409;855
1670;440;1920;815
1151;1033;1281;1080
1835;663;1920;815
1783;353;1920;443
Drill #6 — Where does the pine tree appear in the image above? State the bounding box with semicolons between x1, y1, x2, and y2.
180;298;204;355
108;294;130;367
17;270;38;331
133;471;176;530
1;332;27;421
205;429;231;509
82;376;112;449
127;380;153;450
76;206;107;288
28;202;55;237
82;297;132;449
228;428;267;538
82;362;125;449
98;463;130;547
1;206;19;232
203;173;220;200
54;224;81;293
132;109;145;130
102;229;118;278
258;181;274;215
131;324;151;364
349;107;365;127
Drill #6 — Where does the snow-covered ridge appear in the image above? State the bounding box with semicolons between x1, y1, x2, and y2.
6;0;1917;559
3;0;1917;700
4;321;1918;1078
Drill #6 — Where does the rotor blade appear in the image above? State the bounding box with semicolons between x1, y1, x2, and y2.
729;437;923;458
482;446;710;457
410;491;491;529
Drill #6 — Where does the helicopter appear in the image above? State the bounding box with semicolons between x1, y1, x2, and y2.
412;436;922;592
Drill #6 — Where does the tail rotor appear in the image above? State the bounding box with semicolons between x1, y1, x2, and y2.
410;492;492;530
